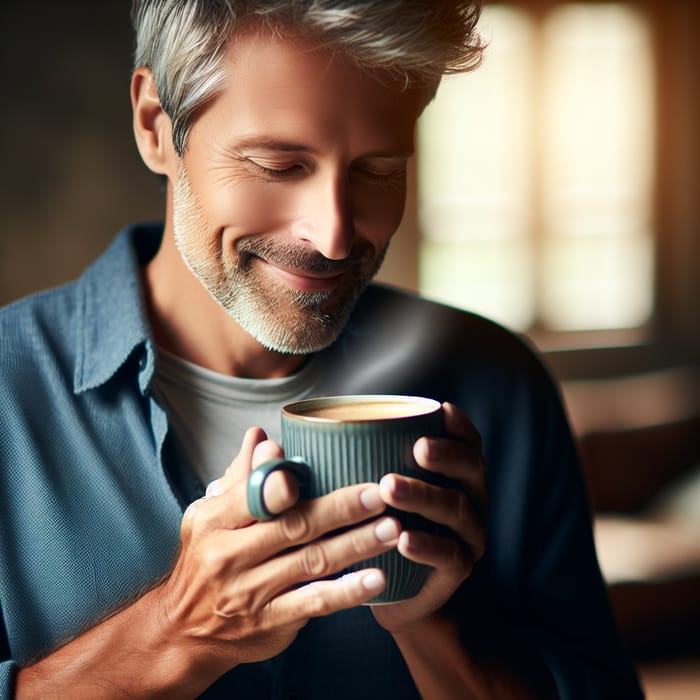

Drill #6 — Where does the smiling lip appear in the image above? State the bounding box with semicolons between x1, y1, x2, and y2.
258;258;348;292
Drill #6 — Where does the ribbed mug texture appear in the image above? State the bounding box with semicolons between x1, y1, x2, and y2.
281;398;442;603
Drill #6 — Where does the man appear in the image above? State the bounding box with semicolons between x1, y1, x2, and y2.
0;1;643;698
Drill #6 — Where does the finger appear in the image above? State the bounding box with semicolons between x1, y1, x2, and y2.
222;517;399;614
414;403;487;511
261;470;300;516
225;482;388;568
396;530;476;578
443;401;482;445
192;448;278;532
273;514;400;588
413;436;487;511
260;568;386;629
378;474;486;555
252;438;284;468
413;435;480;478
369;532;473;621
208;435;294;516
183;480;255;535
249;440;299;516
415;403;482;472
186;471;301;540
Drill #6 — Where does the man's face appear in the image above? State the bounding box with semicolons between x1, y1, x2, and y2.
172;31;426;354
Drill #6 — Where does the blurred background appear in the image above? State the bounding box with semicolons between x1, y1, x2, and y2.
1;1;699;696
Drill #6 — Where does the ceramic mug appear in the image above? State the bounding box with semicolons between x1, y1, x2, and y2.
247;394;444;603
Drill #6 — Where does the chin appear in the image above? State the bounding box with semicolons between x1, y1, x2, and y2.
237;302;348;355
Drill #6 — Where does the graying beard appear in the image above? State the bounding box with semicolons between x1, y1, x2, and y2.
171;167;384;354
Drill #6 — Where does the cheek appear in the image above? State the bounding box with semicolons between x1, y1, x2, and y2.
206;181;296;236
353;185;407;245
198;176;407;247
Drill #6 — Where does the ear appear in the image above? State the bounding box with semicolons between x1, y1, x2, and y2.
131;67;177;177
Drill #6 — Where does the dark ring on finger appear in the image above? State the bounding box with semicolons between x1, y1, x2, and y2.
246;458;311;520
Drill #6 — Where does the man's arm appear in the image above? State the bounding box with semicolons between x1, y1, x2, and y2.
16;583;201;699
373;391;643;699
14;429;396;699
371;403;556;698
391;613;557;700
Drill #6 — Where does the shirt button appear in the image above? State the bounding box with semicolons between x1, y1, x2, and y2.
283;689;302;700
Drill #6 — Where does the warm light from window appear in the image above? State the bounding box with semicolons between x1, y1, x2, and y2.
417;3;655;333
540;4;655;330
418;5;536;330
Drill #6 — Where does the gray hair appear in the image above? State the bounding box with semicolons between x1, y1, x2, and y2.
131;0;484;155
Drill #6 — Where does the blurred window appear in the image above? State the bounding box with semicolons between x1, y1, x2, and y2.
417;3;655;334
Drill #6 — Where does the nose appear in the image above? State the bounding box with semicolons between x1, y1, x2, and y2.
291;173;355;260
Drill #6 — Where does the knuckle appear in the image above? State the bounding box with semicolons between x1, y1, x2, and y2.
181;499;200;526
454;489;471;525
198;544;227;579
472;527;487;562
265;471;300;514
303;584;332;617
331;492;356;523
279;508;311;542
182;500;212;538
276;471;298;503
451;489;487;563
349;529;369;558
180;514;195;542
450;541;473;578
299;544;329;578
215;586;255;618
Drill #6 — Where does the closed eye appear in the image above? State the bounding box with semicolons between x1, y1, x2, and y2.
244;159;306;181
352;164;407;186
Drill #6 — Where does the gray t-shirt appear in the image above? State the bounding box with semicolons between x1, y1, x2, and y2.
152;349;322;485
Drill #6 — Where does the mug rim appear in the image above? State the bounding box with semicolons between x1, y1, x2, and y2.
282;394;442;424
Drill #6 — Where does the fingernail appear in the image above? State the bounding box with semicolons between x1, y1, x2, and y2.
417;436;443;461
360;486;383;510
374;517;399;542
414;436;431;460
205;480;222;498
361;571;385;592
380;474;408;499
398;530;414;553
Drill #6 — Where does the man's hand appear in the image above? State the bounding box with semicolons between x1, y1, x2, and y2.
371;402;487;633
154;426;399;681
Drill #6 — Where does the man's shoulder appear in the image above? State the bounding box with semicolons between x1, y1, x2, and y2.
0;281;81;367
349;284;540;365
328;283;550;400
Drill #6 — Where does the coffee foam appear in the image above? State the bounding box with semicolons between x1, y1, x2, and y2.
292;399;436;421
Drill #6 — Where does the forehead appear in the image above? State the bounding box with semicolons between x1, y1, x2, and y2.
189;30;427;153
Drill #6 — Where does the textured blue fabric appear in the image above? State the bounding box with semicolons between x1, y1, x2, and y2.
0;662;15;700
0;224;643;698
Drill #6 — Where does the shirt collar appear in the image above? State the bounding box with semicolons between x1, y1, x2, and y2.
73;223;162;395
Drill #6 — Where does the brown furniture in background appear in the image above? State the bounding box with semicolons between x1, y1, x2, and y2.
562;366;700;661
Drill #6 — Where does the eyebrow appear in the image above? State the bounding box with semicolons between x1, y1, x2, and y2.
362;150;415;160
232;137;318;154
231;137;413;159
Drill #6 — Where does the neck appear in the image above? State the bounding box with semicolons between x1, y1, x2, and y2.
142;225;307;379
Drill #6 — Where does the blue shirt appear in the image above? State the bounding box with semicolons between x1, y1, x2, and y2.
0;224;643;698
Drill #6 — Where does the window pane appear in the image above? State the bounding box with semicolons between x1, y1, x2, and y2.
541;4;655;330
416;3;655;334
543;233;654;329
417;6;536;330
